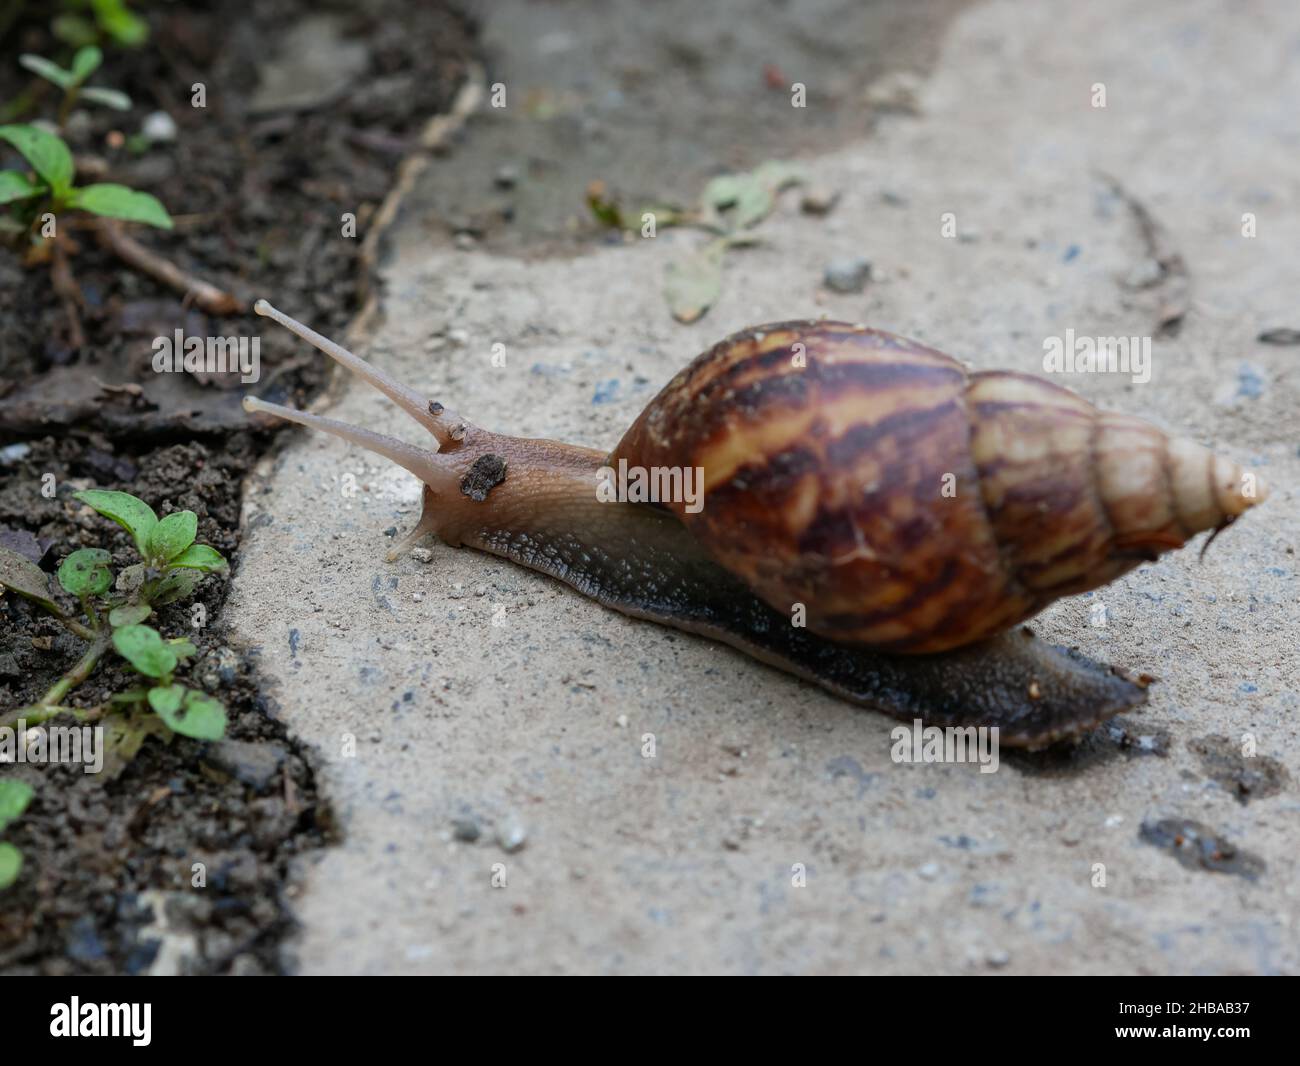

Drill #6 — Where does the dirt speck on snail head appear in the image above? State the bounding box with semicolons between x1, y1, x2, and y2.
460;454;508;502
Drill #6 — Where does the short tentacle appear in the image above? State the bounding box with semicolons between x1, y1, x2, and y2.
242;395;461;497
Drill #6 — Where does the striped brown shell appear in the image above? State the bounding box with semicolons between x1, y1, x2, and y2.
612;322;1265;653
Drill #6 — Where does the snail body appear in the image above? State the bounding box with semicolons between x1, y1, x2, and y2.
244;303;1266;748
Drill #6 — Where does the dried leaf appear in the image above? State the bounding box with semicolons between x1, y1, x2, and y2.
0;545;60;615
664;238;727;324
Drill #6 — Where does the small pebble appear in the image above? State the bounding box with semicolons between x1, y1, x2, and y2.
494;163;521;189
142;110;178;143
410;547;434;563
987;949;1011;968
917;862;940;880
1124;257;1164;289
800;188;841;216
824;256;872;294
496;820;527;853
1257;327;1300;345
452;818;481;843
1235;363;1266;400
865;70;922;111
615;714;629;728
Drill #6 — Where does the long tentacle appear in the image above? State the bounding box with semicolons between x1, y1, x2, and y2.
254;299;469;449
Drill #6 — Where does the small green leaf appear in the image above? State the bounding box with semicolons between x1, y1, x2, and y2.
150;568;200;606
151;686;226;741
0;779;34;832
0;843;21;890
69;46;103;85
146;511;197;563
751;160;807;193
0;545;60;615
18;54;74;91
167;638;198;659
52;14;99;48
74;489;157;555
57;547;112;597
78;87;132;111
168;544;227;573
699;162;805;233
66;183;172;229
0;170;46;205
701;173;770;231
729;181;774;231
147;683;182;715
112;624;177;679
93;0;150;47
109;602;151;627
0;124;73;197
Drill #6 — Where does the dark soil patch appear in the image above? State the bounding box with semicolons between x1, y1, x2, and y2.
1139;818;1266;881
0;0;477;973
1189;734;1290;805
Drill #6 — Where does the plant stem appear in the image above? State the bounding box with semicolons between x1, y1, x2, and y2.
96;222;245;314
50;238;86;349
3;634;114;729
6;704;98;728
52;612;96;642
41;634;108;706
57;86;80;133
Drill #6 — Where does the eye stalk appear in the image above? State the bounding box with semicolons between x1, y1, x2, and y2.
243;299;478;497
253;299;469;451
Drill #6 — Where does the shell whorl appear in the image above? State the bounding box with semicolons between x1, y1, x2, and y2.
613;322;1265;653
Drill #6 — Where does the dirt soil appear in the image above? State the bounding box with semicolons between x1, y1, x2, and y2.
0;0;475;974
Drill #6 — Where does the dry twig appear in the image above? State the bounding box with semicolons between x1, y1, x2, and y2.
49;239;86;349
96;222;245;315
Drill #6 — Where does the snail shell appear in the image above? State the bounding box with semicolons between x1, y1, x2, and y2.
616;323;1263;652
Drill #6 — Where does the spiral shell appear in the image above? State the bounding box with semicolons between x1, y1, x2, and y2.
614;322;1266;653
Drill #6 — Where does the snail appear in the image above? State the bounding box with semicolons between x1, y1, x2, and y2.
242;301;1267;749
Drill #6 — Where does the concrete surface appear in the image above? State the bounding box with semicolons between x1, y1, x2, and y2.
226;0;1299;974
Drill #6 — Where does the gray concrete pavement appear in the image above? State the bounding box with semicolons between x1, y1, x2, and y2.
226;0;1299;974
